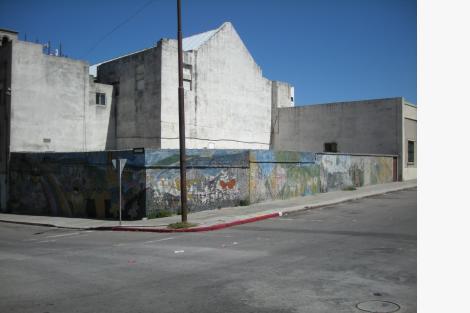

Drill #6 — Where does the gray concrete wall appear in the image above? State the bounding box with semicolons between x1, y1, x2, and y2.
0;31;14;210
273;98;403;156
160;22;272;149
8;40;113;152
271;81;294;148
403;102;417;180
97;45;162;150
86;81;114;151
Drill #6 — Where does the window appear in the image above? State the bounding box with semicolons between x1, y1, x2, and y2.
324;142;338;153
183;64;192;91
183;79;192;91
407;140;415;164
96;92;106;105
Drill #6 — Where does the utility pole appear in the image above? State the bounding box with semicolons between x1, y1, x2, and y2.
177;0;188;222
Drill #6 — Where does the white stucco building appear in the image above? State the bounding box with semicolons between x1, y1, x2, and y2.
93;22;294;150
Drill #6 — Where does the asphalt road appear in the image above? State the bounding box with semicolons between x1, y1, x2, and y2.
0;188;416;313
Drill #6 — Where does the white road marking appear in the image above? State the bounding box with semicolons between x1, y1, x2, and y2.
45;232;81;238
37;240;57;243
174;250;184;254
143;237;175;244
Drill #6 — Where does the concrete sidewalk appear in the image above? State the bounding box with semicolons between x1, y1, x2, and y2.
0;180;416;232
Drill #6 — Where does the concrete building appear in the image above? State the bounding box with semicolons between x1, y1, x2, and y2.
271;97;417;180
0;23;294;209
0;28;114;209
93;22;294;150
1;22;416;211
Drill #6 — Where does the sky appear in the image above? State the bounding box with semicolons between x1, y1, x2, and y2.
0;0;416;105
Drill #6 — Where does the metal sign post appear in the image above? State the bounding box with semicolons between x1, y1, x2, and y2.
112;158;127;226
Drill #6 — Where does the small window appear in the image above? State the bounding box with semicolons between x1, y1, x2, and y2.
407;140;415;164
96;92;106;105
324;142;338;153
183;79;192;91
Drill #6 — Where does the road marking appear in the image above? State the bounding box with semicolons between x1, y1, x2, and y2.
45;232;82;238
174;250;184;254
37;240;57;243
142;237;175;244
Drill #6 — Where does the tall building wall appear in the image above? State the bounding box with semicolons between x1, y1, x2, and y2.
160;22;272;149
403;102;417;180
273;98;402;155
271;81;294;148
7;40;113;153
97;45;162;149
0;30;15;209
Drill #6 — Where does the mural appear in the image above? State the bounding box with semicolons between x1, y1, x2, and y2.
8;151;146;219
249;151;321;203
319;154;394;192
145;149;249;215
8;149;394;219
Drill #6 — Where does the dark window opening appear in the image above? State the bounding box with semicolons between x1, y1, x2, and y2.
407;141;415;164
291;97;294;101
96;92;106;105
324;142;338;153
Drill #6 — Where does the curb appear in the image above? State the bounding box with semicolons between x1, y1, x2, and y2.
92;212;282;233
0;184;416;233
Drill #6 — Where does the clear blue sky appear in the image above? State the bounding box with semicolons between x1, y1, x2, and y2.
0;0;416;105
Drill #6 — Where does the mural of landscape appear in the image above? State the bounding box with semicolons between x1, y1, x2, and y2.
7;149;394;219
320;154;394;192
249;151;321;203
145;149;249;215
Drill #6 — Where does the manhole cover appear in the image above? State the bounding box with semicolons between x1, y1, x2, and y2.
356;300;400;313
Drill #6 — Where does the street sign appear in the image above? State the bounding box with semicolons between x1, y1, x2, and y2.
112;158;127;225
112;159;127;175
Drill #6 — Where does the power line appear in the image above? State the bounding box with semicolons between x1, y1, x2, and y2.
83;0;158;58
14;0;160;89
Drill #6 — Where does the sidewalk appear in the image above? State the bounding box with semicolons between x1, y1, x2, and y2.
0;180;416;232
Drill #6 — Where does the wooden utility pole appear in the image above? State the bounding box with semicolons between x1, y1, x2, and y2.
177;0;188;222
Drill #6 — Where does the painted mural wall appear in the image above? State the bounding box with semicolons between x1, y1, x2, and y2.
7;149;394;220
249;151;321;203
145;149;249;215
319;154;394;192
249;151;394;202
8;151;147;219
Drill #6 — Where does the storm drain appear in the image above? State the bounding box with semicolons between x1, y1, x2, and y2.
356;300;400;313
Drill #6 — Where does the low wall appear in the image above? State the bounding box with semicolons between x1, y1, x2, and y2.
8;151;147;219
145;149;249;216
249;151;394;202
7;150;394;219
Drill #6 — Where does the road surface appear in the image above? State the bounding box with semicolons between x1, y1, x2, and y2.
0;188;416;313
